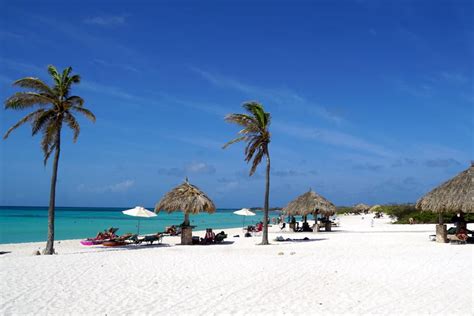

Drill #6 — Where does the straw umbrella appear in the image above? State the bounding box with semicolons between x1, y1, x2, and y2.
416;162;473;242
353;203;370;214
283;189;336;231
155;179;216;245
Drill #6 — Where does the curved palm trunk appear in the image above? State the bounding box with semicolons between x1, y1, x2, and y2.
261;153;271;245
44;131;61;255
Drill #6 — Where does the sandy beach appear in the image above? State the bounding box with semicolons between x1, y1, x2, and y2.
0;214;472;315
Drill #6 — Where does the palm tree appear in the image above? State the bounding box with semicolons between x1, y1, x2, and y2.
3;65;95;255
223;101;272;245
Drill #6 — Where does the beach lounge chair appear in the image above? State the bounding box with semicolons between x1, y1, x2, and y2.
214;231;227;243
135;233;164;245
102;233;135;247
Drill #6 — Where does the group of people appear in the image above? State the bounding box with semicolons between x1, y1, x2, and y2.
94;227;118;240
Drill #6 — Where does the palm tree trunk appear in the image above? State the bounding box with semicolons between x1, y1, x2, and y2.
44;132;61;255
261;152;271;245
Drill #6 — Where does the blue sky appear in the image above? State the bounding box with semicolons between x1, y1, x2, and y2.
0;0;472;208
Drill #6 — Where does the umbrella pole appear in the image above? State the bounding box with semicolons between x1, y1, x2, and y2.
138;219;140;235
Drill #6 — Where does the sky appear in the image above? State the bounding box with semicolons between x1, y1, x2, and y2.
0;0;472;208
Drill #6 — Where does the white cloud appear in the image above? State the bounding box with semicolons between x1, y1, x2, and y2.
77;179;135;193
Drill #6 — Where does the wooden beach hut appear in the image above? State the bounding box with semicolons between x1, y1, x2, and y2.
283;189;336;231
416;162;473;243
155;178;216;245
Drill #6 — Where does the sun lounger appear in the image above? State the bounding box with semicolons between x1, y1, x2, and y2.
135;233;164;245
102;233;135;247
214;231;227;243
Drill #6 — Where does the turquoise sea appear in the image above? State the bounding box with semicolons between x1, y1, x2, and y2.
0;206;278;244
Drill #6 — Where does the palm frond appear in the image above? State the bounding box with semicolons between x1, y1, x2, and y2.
249;148;265;175
47;65;61;87
32;110;55;136
71;106;96;122
66;96;84;107
13;78;55;95
3;110;44;139
64;112;80;142
224;114;260;132
5;92;53;109
223;101;271;176
222;136;247;149
65;74;80;91
41;122;59;165
243;102;266;127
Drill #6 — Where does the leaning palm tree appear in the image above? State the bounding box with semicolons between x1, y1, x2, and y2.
3;65;95;255
223;101;271;245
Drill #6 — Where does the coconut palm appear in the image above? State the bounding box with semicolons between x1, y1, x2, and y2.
223;101;272;245
3;65;95;254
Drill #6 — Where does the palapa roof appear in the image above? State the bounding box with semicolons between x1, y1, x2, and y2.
416;163;473;213
353;203;370;212
283;189;336;216
154;179;216;215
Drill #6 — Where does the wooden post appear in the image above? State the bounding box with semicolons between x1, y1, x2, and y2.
181;226;193;245
435;224;448;243
325;221;332;231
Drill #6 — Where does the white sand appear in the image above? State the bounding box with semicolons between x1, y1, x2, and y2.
0;215;472;315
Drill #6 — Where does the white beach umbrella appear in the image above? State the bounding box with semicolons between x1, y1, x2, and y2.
233;208;256;228
122;206;157;234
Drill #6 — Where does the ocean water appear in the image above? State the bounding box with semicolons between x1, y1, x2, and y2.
0;206;277;244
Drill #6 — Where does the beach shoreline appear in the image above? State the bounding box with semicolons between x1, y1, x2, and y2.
1;215;472;315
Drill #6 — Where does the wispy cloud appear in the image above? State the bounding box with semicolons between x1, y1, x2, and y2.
77;179;135;193
424;158;461;168
394;78;434;98
158;162;216;177
352;163;383;171
191;67;345;124
0;30;24;40
79;81;137;100
273;121;392;157
391;158;416;168
91;59;139;73
272;169;318;177
439;72;469;85
171;136;224;150
84;15;127;26
0;57;45;74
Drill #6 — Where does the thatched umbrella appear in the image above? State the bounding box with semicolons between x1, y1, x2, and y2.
155;179;216;245
416;163;473;215
283;189;336;221
353;203;370;214
416;163;473;243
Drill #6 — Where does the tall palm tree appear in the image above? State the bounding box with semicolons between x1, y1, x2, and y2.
3;65;95;255
223;101;272;245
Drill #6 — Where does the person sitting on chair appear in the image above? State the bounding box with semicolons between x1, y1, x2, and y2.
302;221;312;232
256;222;263;232
202;228;215;244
